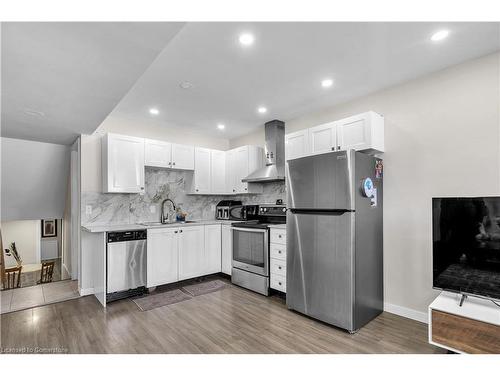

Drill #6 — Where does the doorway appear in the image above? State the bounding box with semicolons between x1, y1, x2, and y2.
0;137;82;314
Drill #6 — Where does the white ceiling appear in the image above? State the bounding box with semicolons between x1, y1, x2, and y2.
105;22;500;140
1;22;185;144
2;22;499;145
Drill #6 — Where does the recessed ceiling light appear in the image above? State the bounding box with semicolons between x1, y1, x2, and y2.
257;106;267;114
149;108;159;115
179;81;193;89
217;123;225;130
239;33;255;46
431;29;449;42
321;79;334;88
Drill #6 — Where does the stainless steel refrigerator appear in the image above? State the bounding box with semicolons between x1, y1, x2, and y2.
286;150;383;332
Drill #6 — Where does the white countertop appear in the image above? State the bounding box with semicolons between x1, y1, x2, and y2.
268;224;286;229
82;220;242;233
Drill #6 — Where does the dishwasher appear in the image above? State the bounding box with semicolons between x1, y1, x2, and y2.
106;230;147;302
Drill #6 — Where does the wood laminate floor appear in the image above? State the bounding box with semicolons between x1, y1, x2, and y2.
0;281;445;354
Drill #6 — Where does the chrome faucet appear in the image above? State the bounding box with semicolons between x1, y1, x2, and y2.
160;199;176;224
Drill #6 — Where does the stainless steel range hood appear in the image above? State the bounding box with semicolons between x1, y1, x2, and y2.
242;120;285;183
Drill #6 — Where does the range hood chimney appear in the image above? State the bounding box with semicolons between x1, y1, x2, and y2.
242;119;285;183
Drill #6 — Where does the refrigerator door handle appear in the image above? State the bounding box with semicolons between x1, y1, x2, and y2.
288;208;355;215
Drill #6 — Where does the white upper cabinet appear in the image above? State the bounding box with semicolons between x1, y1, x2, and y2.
102;133;145;193
285;111;384;162
144;139;172;168
285;129;309;161
226;146;264;194
309;122;337;154
192;147;212;194
233;146;249;194
171;143;195;170
104;132;263;195
145;139;194;170
336;111;384;152
225;149;236;194
210;150;226;194
146;227;179;288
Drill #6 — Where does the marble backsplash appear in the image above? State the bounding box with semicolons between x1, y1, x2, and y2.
82;168;286;226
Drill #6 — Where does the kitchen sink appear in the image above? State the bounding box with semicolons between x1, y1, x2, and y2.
141;220;197;227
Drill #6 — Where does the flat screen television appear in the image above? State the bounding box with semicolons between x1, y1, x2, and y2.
432;197;500;300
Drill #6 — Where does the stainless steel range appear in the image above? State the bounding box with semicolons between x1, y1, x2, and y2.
231;204;286;295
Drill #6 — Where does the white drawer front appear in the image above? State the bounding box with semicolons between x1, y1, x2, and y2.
271;274;286;292
270;258;286;276
270;243;286;260
270;229;286;244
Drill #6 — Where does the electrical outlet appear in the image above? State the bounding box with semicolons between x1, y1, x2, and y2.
150;205;156;214
86;205;92;215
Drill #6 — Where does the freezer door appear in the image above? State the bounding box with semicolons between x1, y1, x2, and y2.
286;211;354;331
286;150;354;210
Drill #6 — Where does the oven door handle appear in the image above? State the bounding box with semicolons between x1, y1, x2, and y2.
230;227;268;233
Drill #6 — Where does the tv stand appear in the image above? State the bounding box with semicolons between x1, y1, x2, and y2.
429;292;500;353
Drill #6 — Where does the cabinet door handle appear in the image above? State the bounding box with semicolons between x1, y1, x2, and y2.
233;189;235;192
196;189;199;192
245;187;248;191
173;162;176;166
140;187;144;190
168;162;172;166
278;282;282;285
278;235;282;238
337;145;341;150
278;266;282;270
174;231;178;233
179;230;183;233
278;250;282;254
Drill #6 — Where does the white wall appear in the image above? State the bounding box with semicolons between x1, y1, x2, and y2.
230;52;500;318
1;137;70;220
82;114;231;193
1;220;41;267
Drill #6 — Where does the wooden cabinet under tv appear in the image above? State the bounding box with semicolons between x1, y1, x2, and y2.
428;292;500;354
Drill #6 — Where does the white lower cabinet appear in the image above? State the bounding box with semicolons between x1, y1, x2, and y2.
270;228;287;293
146;228;179;288
221;224;232;275
204;225;222;274
145;223;225;288
178;225;206;280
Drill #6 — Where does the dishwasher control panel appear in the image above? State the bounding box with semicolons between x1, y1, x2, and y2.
107;230;147;243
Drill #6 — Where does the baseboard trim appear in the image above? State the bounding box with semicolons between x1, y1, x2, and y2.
79;288;95;296
384;303;428;324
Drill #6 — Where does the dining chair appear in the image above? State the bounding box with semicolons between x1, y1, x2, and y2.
40;261;55;284
4;266;22;289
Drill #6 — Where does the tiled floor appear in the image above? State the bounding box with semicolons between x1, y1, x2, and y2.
1;279;79;314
